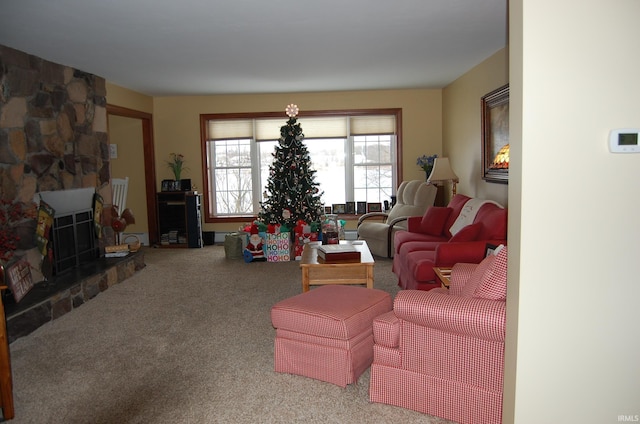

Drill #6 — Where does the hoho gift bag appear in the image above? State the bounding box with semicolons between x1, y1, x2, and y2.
266;232;291;262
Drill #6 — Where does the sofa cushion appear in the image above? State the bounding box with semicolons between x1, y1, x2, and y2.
397;240;441;257
420;206;452;236
444;194;472;238
449;262;478;296
460;254;496;297
449;198;504;236
474;246;508;300
394;231;447;255
448;222;482;242
474;205;508;241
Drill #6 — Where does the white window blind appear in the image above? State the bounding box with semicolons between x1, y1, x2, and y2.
297;117;348;139
207;120;253;140
350;115;396;135
208;115;395;140
255;119;284;141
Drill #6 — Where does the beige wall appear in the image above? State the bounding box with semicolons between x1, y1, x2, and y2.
106;82;153;113
443;48;509;206
506;0;640;422
152;89;442;233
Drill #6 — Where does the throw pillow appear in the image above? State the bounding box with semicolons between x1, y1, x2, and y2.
460;254;496;297
474;246;508;300
448;222;482;242
420;207;452;236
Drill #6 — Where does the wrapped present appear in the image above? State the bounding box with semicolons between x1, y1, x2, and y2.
225;232;247;259
244;224;267;263
294;220;319;260
294;231;318;260
266;232;291;262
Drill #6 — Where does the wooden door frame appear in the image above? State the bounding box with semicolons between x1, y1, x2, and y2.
106;105;159;245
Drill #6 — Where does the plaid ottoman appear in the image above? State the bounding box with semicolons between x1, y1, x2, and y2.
270;285;392;387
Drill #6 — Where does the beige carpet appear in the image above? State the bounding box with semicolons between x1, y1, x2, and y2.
8;246;454;424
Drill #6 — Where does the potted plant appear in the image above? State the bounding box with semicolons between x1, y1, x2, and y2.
416;154;438;180
167;153;189;190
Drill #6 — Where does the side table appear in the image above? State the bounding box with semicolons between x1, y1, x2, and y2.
433;267;452;289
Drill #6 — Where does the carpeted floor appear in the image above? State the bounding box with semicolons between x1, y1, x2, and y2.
7;246;454;423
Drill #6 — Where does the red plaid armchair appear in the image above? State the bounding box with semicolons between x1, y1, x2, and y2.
369;246;508;424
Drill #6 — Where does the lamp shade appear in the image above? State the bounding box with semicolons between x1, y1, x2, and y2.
427;157;459;183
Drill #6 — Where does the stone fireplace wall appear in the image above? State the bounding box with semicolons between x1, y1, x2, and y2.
0;44;114;264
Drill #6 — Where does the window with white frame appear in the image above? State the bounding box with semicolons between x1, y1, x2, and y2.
200;110;401;221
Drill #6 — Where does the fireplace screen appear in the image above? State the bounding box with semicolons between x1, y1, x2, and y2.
51;208;98;275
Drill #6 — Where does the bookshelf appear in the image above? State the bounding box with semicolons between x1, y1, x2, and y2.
156;192;203;248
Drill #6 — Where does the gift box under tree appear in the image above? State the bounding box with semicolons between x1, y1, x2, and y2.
266;232;291;262
242;223;267;263
294;220;319;260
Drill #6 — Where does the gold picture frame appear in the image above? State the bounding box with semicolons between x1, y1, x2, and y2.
345;201;356;214
367;202;382;213
481;84;509;184
332;204;346;214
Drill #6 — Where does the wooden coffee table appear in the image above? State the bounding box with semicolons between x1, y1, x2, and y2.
300;241;375;292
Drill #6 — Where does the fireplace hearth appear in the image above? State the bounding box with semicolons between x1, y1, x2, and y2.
4;250;145;343
2;189;147;343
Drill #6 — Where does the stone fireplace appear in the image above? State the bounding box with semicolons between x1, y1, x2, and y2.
0;45;144;342
0;44;114;264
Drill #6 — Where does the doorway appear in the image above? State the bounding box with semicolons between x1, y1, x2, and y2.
106;105;158;245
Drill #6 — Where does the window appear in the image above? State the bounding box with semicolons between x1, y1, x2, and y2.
200;109;402;222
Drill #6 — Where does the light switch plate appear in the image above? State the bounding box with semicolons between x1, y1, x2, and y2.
110;144;118;159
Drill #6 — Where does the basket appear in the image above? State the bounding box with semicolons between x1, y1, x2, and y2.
224;232;246;259
123;234;141;252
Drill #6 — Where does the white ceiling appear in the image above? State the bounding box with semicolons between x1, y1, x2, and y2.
0;0;506;97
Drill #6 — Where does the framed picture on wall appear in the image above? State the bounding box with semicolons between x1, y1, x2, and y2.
481;84;509;184
346;201;356;214
332;204;346;214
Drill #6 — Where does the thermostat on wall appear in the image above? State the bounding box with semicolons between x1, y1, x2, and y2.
609;129;640;153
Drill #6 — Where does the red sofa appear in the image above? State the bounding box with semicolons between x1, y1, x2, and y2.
392;194;507;290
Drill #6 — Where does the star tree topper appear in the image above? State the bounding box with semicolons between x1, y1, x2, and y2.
285;104;299;117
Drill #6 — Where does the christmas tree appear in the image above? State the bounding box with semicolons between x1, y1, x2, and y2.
258;104;324;230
